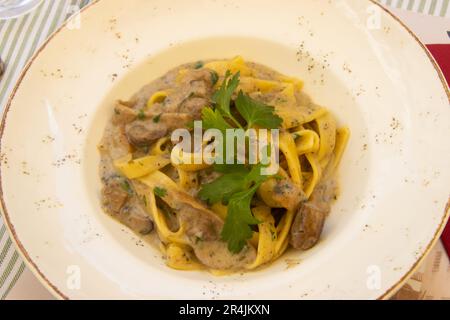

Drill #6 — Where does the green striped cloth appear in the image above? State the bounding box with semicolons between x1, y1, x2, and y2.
0;0;448;300
379;0;450;16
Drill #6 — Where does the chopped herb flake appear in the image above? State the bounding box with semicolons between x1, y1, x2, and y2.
210;70;219;86
120;180;133;195
154;186;167;197
153;113;162;123
194;61;204;69
137;109;146;120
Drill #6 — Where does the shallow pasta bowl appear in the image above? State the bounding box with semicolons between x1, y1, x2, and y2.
0;0;449;299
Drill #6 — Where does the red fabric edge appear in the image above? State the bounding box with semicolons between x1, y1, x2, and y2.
425;44;450;258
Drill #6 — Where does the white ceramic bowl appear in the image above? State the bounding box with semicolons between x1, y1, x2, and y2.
0;0;449;299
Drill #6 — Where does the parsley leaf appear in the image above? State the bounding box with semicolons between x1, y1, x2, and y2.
221;184;260;253
198;173;247;204
195;71;285;253
213;163;248;174
154;186;167;197
185;120;194;129
213;70;239;115
199;163;272;253
245;163;271;186
201;108;232;132
199;163;270;205
201;108;233;162
213;71;242;128
235;90;283;129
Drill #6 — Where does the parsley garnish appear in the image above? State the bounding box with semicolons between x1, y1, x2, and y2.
205;71;282;130
221;184;261;253
213;163;248;174
235;90;282;129
185;120;194;129
201;107;233;163
198;172;247;204
154;186;167;197
199;164;271;253
201;108;232;132
199;164;268;205
212;71;242;128
196;71;284;253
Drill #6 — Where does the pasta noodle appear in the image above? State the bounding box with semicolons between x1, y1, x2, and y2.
204;56;253;77
149;137;170;155
146;91;169;109
246;206;277;269
279;131;303;186
114;154;170;179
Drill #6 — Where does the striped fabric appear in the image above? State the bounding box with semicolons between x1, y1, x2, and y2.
378;0;450;16
0;0;448;300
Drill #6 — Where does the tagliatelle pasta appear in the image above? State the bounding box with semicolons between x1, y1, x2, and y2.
279;131;303;186
204;56;253;77
146;91;169;109
99;56;349;273
246;206;277;269
114;154;171;179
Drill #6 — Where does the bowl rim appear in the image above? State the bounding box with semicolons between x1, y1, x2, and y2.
0;0;448;300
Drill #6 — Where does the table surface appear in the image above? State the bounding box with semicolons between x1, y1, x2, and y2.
0;0;449;300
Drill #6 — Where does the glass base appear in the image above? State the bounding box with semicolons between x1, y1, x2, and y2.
0;0;43;20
